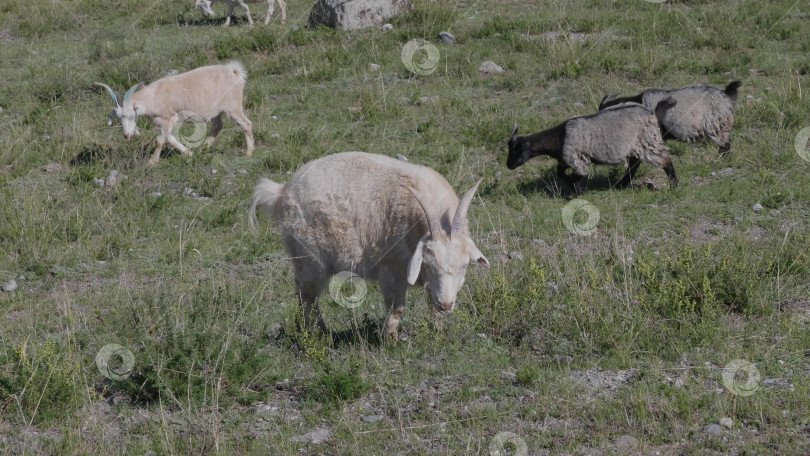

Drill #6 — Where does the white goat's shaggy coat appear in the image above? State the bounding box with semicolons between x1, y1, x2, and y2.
249;152;489;338
96;61;253;165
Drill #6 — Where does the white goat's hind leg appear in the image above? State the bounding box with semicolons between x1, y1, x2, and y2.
205;113;223;147
227;109;254;155
264;0;273;24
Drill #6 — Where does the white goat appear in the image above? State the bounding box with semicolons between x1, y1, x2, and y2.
249;152;490;339
96;61;254;165
194;0;286;26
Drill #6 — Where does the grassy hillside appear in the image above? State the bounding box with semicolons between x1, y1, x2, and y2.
0;0;808;454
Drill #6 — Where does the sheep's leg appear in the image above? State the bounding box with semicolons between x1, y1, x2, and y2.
227;110;254;156
557;163;584;195
224;5;234;26
297;283;328;334
616;158;642;188
204;113;223;147
662;157;679;188
380;277;408;340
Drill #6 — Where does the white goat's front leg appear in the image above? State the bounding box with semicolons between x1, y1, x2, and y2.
380;276;408;340
148;119;171;165
236;0;254;26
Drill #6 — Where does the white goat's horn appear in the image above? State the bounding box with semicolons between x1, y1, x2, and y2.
95;82;119;106
451;177;483;234
122;83;141;105
404;185;442;238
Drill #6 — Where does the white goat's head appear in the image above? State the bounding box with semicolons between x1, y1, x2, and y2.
194;0;216;17
406;179;490;315
95;82;142;139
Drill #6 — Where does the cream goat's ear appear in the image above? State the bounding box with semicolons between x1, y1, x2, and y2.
470;244;489;267
407;237;427;285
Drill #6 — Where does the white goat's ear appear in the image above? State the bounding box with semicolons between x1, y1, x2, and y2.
407;237;427;285
470;245;489;268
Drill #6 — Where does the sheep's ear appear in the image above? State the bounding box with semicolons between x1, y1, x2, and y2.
469;244;489;268
407;237;428;285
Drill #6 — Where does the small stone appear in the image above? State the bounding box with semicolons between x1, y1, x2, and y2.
361;414;384;423
494;170;502;178
271;133;281;138
418;96;438;104
614;435;638;449
106;170;119;187
165;69;179;77
93;177;105;187
396;154;408;161
573;101;585;108
211;169;217;174
719;417;732;428
752;203;763;211
381;23;393;32
368;63;380;71
533;238;547;247
270;115;278;120
347;106;361;112
703;424;724;435
2;280;17;292
291;24;299;31
147;192;162;198
478;61;504;74
30;50;38;56
289;427;331;444
508;251;524;260
238;169;247;174
437;31;455;44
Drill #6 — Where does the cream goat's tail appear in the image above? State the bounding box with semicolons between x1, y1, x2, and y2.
225;60;247;80
249;177;284;233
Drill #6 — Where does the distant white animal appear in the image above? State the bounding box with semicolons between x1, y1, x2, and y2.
96;61;254;165
194;0;286;26
599;81;741;155
249;152;490;339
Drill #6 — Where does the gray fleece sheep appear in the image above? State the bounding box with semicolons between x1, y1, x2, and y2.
507;101;678;194
599;81;741;154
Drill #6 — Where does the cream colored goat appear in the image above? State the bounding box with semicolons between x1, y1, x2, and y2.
249;152;490;339
96;61;254;165
194;0;286;26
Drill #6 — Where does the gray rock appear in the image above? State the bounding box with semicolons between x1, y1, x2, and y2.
719;417;732;428
703;424;724;435
533;238;547;247
438;31;454;44
418;96;438;104
147;192;162;198
508;251;524;260
165;69;179;77
361;414;384;422
368;63;381;71
308;0;412;30
478;61;504;74
752;203;763;211
396;154;408;161
290;427;331;443
381;23;393;32
573;101;585;108
494;170;502;178
614;435;638;449
2;279;17;292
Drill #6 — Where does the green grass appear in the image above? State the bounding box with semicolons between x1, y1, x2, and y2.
1;0;809;454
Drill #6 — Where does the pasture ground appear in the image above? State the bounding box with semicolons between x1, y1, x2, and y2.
1;0;809;454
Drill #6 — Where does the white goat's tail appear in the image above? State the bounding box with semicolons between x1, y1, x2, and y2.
249;177;284;233
225;60;247;81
